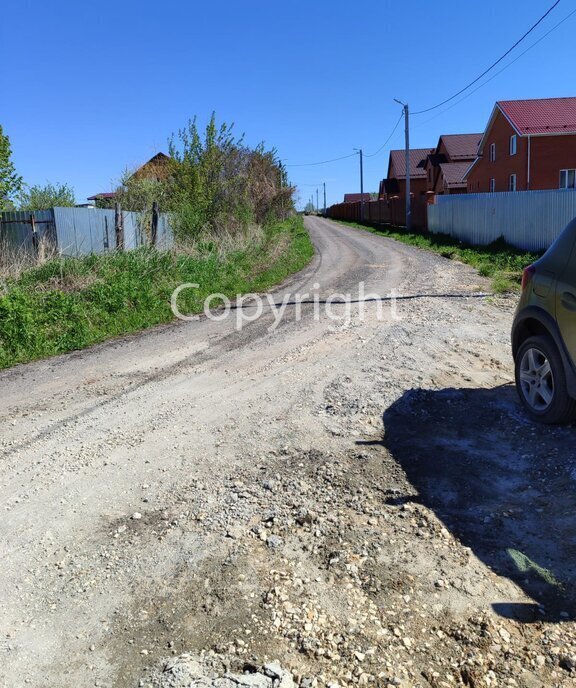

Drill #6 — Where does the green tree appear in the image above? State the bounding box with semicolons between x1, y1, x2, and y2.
168;113;294;239
19;182;76;211
0;125;23;210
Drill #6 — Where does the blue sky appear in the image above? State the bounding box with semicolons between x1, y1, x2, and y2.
2;1;575;209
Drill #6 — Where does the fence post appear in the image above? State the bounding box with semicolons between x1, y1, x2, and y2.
151;201;159;247
114;203;124;251
30;213;40;261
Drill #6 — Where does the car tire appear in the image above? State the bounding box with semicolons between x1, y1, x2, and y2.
515;334;576;424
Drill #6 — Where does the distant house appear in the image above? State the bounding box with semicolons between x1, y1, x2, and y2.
343;193;371;203
380;148;433;228
424;133;481;196
88;152;171;207
466;98;576;193
382;148;433;199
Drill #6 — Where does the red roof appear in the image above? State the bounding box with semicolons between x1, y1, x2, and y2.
439;161;470;188
87;192;116;200
498;97;576;135
389;148;433;179
440;133;481;160
343;193;371;203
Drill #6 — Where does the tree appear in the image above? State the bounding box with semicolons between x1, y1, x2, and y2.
19;182;76;211
0;125;23;211
167;113;294;238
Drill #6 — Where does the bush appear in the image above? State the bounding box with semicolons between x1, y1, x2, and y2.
18;182;75;210
0;216;313;369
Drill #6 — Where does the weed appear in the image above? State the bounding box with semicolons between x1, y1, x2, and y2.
0;216;313;369
336;221;541;293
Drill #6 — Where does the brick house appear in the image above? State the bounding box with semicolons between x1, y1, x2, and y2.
466;98;576;193
424;133;481;196
380;148;433;227
343;193;371;203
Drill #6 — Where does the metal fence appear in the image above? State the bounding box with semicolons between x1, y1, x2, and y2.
0;206;173;260
0;210;56;257
428;189;576;251
327;197;428;230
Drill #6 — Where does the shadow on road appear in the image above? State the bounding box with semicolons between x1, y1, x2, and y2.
371;384;576;623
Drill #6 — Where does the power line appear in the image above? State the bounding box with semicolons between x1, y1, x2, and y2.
287;1;567;174
363;112;404;157
287;111;404;169
412;0;562;115
412;6;576;130
285;152;357;167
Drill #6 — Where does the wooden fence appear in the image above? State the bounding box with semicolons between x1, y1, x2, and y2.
326;197;427;229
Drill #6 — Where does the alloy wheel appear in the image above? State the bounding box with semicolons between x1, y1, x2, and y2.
519;347;555;412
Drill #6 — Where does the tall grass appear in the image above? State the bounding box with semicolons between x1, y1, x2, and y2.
0;216;313;369
336;220;541;293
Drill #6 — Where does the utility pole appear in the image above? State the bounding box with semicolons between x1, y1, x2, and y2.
316;188;319;213
323;182;326;215
353;148;365;221
394;99;411;231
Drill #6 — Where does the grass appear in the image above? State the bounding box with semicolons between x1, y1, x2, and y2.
334;220;541;294
0;216;313;369
507;549;561;589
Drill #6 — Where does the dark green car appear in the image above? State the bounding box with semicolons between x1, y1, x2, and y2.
512;218;576;424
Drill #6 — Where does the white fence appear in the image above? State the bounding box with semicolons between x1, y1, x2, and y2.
427;189;576;251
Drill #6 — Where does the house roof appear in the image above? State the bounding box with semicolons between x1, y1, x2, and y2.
440;133;482;160
343;193;371;203
87;192;116;200
439;161;470;188
88;152;171;201
498;97;576;135
388;148;433;179
426;153;448;167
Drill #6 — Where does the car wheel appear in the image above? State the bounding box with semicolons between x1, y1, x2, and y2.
515;334;576;424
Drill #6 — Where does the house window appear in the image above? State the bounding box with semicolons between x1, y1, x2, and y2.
510;135;517;156
509;174;517;191
489;143;496;162
489;178;496;192
560;169;576;189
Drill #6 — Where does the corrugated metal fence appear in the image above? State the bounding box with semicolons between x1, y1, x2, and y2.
428;189;576;251
0;206;173;259
0;210;56;257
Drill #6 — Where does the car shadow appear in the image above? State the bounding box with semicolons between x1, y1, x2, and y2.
368;384;576;623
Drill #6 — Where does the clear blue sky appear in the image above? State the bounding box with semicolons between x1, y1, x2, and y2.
2;0;575;209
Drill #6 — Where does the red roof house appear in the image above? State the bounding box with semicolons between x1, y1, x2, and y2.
379;147;433;228
424;133;481;196
343;193;371;203
467;98;576;193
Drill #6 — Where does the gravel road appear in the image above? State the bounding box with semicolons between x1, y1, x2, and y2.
2;217;576;688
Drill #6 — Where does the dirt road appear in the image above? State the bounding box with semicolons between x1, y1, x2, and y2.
1;217;576;687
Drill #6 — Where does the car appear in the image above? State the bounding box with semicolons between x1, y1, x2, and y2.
512;217;576;424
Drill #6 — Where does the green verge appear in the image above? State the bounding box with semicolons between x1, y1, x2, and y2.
0;216;313;370
334;220;541;294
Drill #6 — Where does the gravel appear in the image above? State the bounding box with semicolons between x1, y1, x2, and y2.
1;218;575;687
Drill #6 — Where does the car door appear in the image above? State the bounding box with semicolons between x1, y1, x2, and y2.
555;238;576;367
